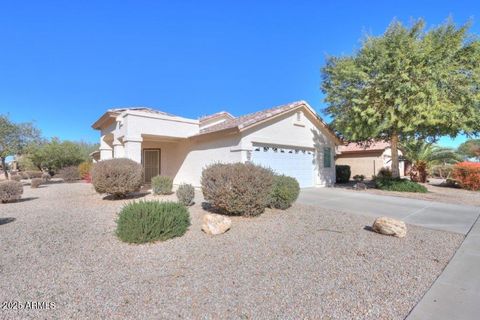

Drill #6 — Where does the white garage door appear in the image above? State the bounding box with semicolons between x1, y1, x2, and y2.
251;145;315;187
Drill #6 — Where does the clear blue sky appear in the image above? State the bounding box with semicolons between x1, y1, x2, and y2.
0;0;478;147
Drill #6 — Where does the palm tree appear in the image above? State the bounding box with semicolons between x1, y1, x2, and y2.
401;140;462;182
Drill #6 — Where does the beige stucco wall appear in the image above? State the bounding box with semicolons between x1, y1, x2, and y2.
337;148;405;178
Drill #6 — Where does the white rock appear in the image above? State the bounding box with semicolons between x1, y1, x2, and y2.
202;213;232;235
372;217;407;238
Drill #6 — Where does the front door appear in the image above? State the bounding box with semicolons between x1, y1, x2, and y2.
143;149;160;183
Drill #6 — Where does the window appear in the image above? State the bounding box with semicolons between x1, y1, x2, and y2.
323;147;332;168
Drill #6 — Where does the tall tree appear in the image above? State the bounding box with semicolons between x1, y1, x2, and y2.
457;139;480;161
0;115;40;179
322;19;480;178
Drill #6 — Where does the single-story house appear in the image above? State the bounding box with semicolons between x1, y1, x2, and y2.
92;100;341;187
336;141;405;178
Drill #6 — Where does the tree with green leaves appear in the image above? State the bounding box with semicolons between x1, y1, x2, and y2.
322;18;480;178
457;139;480;161
401;139;461;182
0;115;40;179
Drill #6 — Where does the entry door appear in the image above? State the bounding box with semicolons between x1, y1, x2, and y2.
143;149;160;183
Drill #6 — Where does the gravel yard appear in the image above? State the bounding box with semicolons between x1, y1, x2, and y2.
0;182;463;319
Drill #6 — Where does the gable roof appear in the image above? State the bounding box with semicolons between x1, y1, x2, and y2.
92;107;176;129
338;141;390;153
199;111;234;122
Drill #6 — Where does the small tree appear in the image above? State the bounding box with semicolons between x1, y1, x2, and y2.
458;139;480;161
27;138;87;173
0;115;40;179
322;18;480;178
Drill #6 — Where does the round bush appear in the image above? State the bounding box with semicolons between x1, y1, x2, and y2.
91;158;144;198
58;166;80;182
176;183;195;206
78;161;93;179
201;162;274;217
31;178;43;188
336;165;351;183
374;177;427;193
269;175;300;209
151;175;173;195
0;180;23;203
10;174;22;182
116;201;190;244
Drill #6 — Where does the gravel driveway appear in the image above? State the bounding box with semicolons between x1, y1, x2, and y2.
0;182;463;319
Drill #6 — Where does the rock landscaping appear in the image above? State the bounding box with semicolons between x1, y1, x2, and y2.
201;213;232;235
372;217;407;238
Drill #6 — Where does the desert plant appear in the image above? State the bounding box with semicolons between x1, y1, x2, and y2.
335;165;351;183
201;162;274;217
31;178;43;188
116;201;190;244
41;172;51;182
353;174;365;182
176;183;195;206
0;180;23;203
10;174;21;182
374;177;427;193
269;175;300;209
151;175;173;195
58;166;80;182
18;171;29;179
452;162;480;191
78;161;93;179
91;158;143;198
377;167;392;178
24;170;43;179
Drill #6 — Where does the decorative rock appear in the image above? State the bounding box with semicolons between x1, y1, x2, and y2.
202;213;232;235
372;217;407;238
354;182;367;190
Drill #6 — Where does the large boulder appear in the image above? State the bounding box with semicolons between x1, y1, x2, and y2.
372;217;407;238
202;214;232;235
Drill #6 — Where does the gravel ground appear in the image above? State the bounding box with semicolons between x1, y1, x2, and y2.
0;182;463;319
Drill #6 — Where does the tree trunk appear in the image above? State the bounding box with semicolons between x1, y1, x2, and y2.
390;134;400;178
1;157;8;179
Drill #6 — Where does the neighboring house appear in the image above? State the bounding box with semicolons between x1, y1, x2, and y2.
336;141;405;178
92;101;341;187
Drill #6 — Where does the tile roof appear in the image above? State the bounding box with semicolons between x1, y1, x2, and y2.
199;111;234;122
338;141;390;153
108;107;175;117
198;101;306;134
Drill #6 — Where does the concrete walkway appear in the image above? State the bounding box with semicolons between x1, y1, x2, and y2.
298;187;480;319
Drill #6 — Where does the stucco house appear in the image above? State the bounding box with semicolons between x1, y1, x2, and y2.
92;100;341;187
336;141;405;178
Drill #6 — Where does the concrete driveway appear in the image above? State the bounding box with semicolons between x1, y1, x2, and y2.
298;187;479;235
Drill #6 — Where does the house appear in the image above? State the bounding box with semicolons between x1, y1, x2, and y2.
91;100;341;187
336;141;405;178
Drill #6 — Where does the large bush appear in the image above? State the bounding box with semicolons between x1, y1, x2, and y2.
335;165;351;183
269;175;300;209
452;162;480;191
151;175;173;195
10;174;22;182
201;162;274;217
0;180;23;203
91;158;144;198
58;166;80;182
116;201;190;244
176;183;195;206
374;177;427;193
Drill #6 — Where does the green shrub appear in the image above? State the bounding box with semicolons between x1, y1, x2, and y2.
377;167;392;178
31;178;43;188
269;175;300;209
374;177;427;193
176;183;195;206
353;174;365;182
151;175;173;195
91;158;144;198
58;166;80;182
116;201;190;244
78;161;93;179
336;165;351;183
201;162;274;217
0;180;23;203
10;174;21;182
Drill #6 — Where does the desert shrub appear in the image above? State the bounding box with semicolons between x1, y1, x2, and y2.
10;174;21;182
0;180;23;203
78;161;93;179
374;177;427;193
18;172;29;179
24;171;43;179
41;172;51;182
201;162;274;217
31;178;43;188
335;165;351;183
91;158;143;198
377;167;392;178
58;166;80;182
452;162;480;191
151;175;173;195
353;174;365;182
176;183;195;206
269;175;300;209
116;201;190;244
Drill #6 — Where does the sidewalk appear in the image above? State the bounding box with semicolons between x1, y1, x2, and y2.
407;213;480;320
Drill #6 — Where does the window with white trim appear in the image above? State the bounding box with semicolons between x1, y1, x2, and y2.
323;147;332;168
